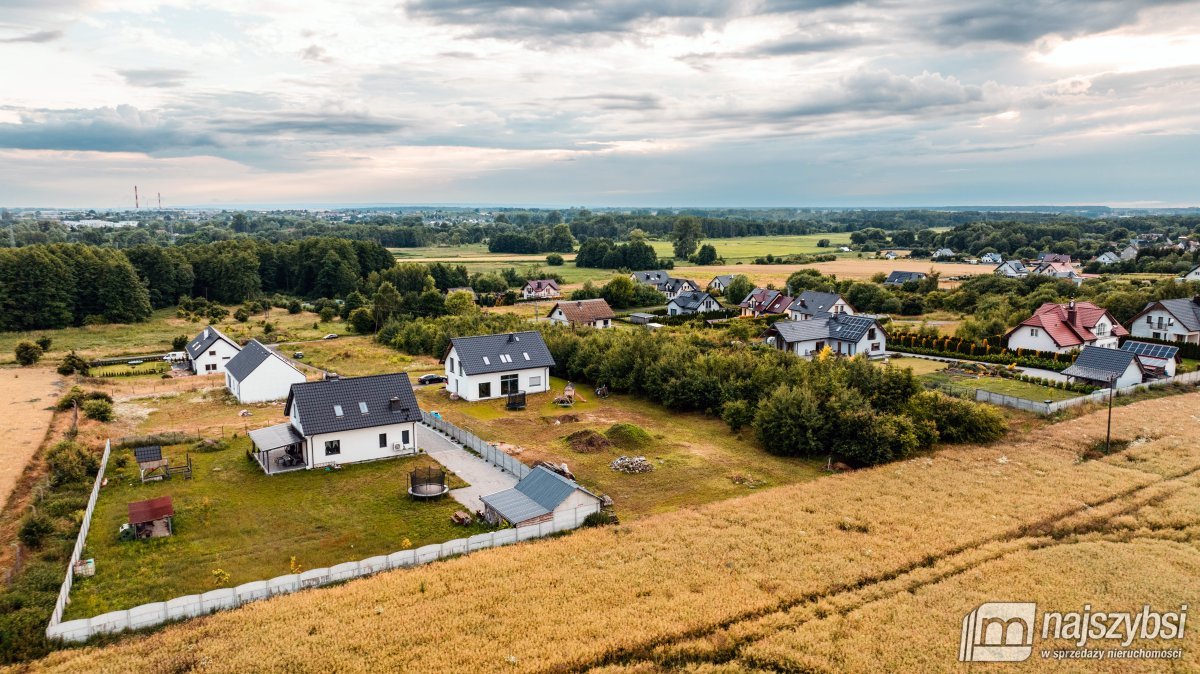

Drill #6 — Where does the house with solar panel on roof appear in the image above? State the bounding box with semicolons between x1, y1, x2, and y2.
247;373;422;474
442;331;555;402
480;466;601;527
224;340;307;403
186;325;241;374
761;313;888;359
1061;345;1145;389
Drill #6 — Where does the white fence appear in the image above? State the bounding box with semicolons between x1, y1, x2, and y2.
952;370;1200;415
47;504;598;643
47;439;112;631
421;411;531;479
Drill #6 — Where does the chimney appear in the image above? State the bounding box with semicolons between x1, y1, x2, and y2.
1067;299;1077;325
388;396;402;412
324;372;339;381
507;333;516;343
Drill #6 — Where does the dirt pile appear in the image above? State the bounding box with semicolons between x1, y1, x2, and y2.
604;423;652;449
566;429;613;453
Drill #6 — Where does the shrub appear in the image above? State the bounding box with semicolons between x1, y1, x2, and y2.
172;335;188;350
34;336;52;351
56;351;90;376
55;386;112;411
906;391;1007;444
582;511;618;527
234;307;250;322
546;253;564;266
319;307;337;323
17;514;55;549
45;440;98;486
605;423;652;449
288;299;302;314
14;342;42;366
348;307;375;334
720;399;754;432
82;399;115;422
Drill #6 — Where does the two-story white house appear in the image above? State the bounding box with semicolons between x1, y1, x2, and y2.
224;340;308;403
1126;297;1200;344
443;331;555;402
762;314;887;359
522;279;561;300
1005;300;1126;354
787;291;854;321
667;291;722;316
248;373;422;474
186;326;241;374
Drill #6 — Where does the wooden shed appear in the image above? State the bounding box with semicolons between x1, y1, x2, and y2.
127;496;175;539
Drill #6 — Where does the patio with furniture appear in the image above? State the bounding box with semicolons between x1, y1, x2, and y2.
247;423;307;474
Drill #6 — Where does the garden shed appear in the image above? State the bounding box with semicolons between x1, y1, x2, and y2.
127;496;175;539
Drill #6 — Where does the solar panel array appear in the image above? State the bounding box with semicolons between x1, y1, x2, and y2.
1121;340;1179;360
133;445;163;464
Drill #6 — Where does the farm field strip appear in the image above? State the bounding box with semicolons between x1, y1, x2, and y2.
25;392;1200;674
0;367;61;508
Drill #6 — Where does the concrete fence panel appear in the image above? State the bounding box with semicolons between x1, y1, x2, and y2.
388;550;417;569
165;595;203;621
515;524;541;541
359;555;388;575
235;580;270;604
200;589;238;614
441;538;468;557
415;544;442;564
268;574;300;596
299;568;332;588
328;562;361;583
467;532;495;552
47;619;91;642
128;602;168;630
89;610;131;635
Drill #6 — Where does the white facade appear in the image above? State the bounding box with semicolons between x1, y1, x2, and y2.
192;338;240;374
788;298;853;321
288;406;417;468
443;346;551;401
1128;309;1200;344
547;307;612;329
667;295;720;315
779;329;886;359
226;355;307;403
1181;266;1200;282
1006;326;1068;353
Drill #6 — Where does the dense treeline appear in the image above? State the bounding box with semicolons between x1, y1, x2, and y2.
376;316;1006;465
0;244;151;330
927;219;1200;261
574;238;662;269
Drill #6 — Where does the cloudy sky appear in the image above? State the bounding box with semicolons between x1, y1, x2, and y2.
1;1;1199;208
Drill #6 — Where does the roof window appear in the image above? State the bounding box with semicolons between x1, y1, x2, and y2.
333;405;344;417
358;402;368;414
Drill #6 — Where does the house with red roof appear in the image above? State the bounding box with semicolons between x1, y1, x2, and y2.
738;287;793;318
1004;300;1127;354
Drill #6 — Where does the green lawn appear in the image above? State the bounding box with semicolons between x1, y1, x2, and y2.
66;439;486;618
415;377;827;519
91;361;172;378
646;233;853;262
921;371;1082;402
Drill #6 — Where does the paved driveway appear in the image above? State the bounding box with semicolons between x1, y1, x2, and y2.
417;424;517;511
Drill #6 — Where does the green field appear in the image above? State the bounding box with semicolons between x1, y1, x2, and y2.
66;439;485;618
90;361;172;378
921;370;1082;402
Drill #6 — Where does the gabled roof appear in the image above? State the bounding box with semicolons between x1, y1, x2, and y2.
631;270;670;285
1038;253;1073;263
710;274;735;287
739;287;792;314
1006;301;1128;348
767;314;882;344
994;260;1028;274
670;291;716;311
788;291;848;317
480;466;597;524
447;331;555;375
185;325;239;360
549;298;615;323
225;339;302;382
1130;297;1200;332
933;248;954;257
662;278;697;293
1033;261;1077;276
1062;345;1141;383
1095;252;1121;264
884;271;926;284
524;279;559;292
285;373;422;436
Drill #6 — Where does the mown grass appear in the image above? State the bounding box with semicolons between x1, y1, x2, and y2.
415;376;827;518
65;439;483;619
922;370;1082;402
27;392;1200;673
277;336;441;378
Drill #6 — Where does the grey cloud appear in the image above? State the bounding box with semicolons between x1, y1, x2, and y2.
554;93;663;110
211;113;404;136
0;105;218;154
928;0;1187;45
300;44;330;61
742;33;865;57
118;68;190;88
0;29;62;43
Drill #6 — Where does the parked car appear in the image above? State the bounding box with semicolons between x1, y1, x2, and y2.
323;334;339;340
417;374;448;385
293;351;305;359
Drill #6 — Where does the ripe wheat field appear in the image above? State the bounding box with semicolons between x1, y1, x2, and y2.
20;392;1200;673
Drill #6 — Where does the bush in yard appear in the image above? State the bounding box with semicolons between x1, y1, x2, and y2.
172;334;188;351
720;399;755;432
234;307;250;322
288;299;302;314
546;253;564;266
753;385;823;457
45;440;98;486
582;511;618;527
319;307;337;323
906;391;1006;444
55;386;112;411
35;336;51;351
17;514;54;549
14;342;42;366
348;306;376;334
56;351;90;376
82;399;115;422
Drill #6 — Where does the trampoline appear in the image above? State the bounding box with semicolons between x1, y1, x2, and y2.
408;466;449;500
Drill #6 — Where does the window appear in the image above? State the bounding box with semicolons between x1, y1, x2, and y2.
478;382;491;398
324;440;341;455
871;342;881;352
867;328;876;340
209;350;216;356
458;361;463;375
500;354;512;363
523;352;530;360
815;341;825;352
1030;328;1039;337
359;401;368;414
529;375;542;388
483;356;491;365
205;363;216;372
1146;315;1153;324
449;357;455;372
333;405;344;417
401;430;410;445
378;433;387;448
500;374;519;395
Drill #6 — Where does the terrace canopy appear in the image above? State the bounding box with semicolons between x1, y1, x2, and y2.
248;423;306;475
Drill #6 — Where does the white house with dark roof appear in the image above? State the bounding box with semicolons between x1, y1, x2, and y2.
1062;345;1144;388
224;340;307;403
708;275;736;292
993;260;1029;278
883;270;926;286
1121;340;1179;378
186;325;240;374
631;270;698;299
443;331;555;402
1126;297;1200;344
248;373;422;474
788;291;854;321
667;291;721;316
762;314;887;359
1179;265;1200;283
480;466;601;527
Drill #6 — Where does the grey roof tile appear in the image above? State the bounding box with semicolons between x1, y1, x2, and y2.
224;339;286;382
448;331;555;376
1062;345;1139;382
185;325;238;359
788;291;846;316
768;314;881;344
286;373;421;436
